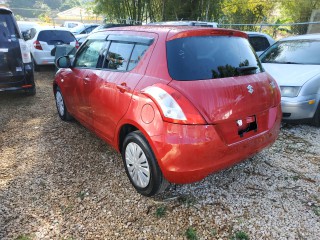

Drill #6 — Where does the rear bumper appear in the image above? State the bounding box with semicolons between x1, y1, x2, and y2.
281;94;320;120
0;64;35;92
33;51;55;65
150;106;281;184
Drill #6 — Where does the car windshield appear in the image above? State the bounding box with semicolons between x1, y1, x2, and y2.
260;39;320;65
166;36;263;80
38;30;75;45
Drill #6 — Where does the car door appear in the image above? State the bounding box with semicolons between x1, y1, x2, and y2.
62;38;106;128
91;35;153;142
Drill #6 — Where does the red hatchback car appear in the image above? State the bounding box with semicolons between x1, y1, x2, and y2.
54;26;281;196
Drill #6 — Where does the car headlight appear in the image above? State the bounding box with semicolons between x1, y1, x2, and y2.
280;86;301;97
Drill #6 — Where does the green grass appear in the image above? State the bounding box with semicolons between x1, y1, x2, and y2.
211;228;218;236
15;235;32;240
155;205;167;218
312;206;320;216
230;231;250;240
77;191;86;200
178;195;197;207
185;227;198;240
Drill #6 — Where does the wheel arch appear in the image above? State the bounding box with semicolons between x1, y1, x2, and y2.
117;123;139;153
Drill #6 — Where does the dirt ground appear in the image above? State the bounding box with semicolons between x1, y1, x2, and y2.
0;68;319;240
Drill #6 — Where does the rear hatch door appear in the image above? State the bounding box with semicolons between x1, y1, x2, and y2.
37;30;76;53
167;33;279;143
0;10;24;84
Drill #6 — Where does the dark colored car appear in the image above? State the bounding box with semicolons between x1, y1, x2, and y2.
54;26;281;196
246;32;275;56
0;7;35;95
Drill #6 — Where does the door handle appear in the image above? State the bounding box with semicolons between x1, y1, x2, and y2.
83;76;90;84
116;83;130;93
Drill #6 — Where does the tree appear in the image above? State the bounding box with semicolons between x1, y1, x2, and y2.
280;0;320;34
220;0;276;31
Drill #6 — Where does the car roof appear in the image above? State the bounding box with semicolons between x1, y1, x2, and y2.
0;7;12;14
279;33;320;41
33;26;71;31
148;21;218;27
246;31;271;37
95;25;247;39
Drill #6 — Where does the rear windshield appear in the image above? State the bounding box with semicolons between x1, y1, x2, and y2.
0;12;20;40
260;40;320;65
167;36;263;80
38;30;75;45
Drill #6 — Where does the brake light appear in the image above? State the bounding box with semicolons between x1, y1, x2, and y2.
142;84;206;124
33;40;42;50
268;76;281;106
75;40;79;49
18;39;31;63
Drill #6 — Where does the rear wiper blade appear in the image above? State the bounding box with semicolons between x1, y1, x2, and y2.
265;61;299;64
236;66;257;73
281;61;299;64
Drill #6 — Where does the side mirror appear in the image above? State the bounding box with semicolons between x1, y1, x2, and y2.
56;56;72;69
22;31;31;41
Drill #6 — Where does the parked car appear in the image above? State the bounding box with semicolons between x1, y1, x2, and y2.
24;26;79;71
260;34;320;126
148;21;218;28
0;7;35;95
246;32;275;56
54;26;281;196
70;23;99;35
61;21;83;29
75;23;133;45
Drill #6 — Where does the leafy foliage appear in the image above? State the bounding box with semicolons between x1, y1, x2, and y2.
280;0;320;34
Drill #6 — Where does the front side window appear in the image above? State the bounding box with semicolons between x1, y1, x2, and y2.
260;40;320;65
104;42;134;71
74;40;106;68
167;36;263;80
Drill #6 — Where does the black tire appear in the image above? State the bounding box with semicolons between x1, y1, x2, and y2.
25;86;36;96
122;131;169;197
312;103;320;127
54;86;73;121
33;57;40;72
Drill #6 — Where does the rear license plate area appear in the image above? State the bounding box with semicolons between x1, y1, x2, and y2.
237;115;257;137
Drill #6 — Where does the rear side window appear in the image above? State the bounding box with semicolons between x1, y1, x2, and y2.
104;42;134;71
248;36;270;52
260;40;320;65
38;30;75;45
0;12;20;41
167;36;263;80
128;44;148;71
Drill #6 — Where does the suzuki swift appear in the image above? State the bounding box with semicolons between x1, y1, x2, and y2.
54;26;281;196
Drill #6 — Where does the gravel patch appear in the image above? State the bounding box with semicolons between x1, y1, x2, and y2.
0;68;319;239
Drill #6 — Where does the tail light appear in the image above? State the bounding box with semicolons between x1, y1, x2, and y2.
33;40;43;50
75;41;79;49
142;84;206;125
18;39;31;63
268;76;281;106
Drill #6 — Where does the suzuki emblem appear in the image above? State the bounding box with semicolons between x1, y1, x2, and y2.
247;85;254;94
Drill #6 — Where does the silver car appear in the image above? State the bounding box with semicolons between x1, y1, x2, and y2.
260;34;320;126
